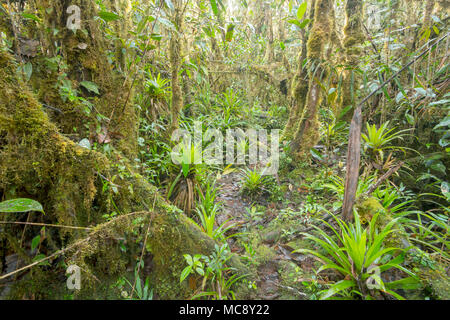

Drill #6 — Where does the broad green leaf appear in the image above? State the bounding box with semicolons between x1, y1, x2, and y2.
385;277;422;290
414;87;428;97
32;254;50;266
22;12;41;23
287;19;301;28
433;26;440;35
180;266;192;283
151;33;163;41
298;19;310;29
183;254;193;265
297;2;307;20
320;280;355;300
31;235;41;251
210;0;220;18
0;198;44;213
98;11;121;22
396;91;405;103
23;62;33;81
225;24;235;42
80;81;99;95
405;113;415;125
78;138;91;149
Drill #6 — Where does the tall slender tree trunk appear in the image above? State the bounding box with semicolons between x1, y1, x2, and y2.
263;2;274;62
340;0;365;121
282;0;316;141
289;0;332;160
169;0;185;134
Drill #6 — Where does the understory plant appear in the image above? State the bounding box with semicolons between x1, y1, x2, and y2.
362;121;411;160
193;181;238;241
167;143;203;215
294;211;420;300
323;175;374;203
180;244;247;300
240;167;275;199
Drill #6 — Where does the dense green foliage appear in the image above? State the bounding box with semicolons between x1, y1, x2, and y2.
0;0;448;301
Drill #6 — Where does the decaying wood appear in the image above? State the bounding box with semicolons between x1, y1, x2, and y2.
342;105;362;221
364;161;405;196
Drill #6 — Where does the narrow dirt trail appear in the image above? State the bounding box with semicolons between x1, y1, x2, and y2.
215;171;305;300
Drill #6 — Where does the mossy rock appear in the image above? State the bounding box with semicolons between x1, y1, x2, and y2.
262;230;282;245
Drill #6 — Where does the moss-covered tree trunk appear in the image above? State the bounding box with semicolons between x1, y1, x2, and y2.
0;46;248;299
282;0;315;141
31;0;138;159
110;0;132;72
289;0;332;159
263;2;274;62
340;0;364;121
169;0;185;134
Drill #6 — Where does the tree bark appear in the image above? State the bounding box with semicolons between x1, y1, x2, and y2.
169;0;185;134
340;0;365;121
282;0;316;142
289;0;332;159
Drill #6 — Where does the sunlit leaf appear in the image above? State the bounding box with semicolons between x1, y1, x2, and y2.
297;2;307;20
0;198;44;213
98;11;121;22
22;12;41;23
210;0;220;18
225;24;235;42
31;235;41;251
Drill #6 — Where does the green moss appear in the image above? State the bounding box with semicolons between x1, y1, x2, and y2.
147;212;214;299
417;268;450;300
355;196;409;248
254;245;277;265
277;260;306;299
288;0;332;160
33;0;138;159
355;196;385;223
286;239;315;251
